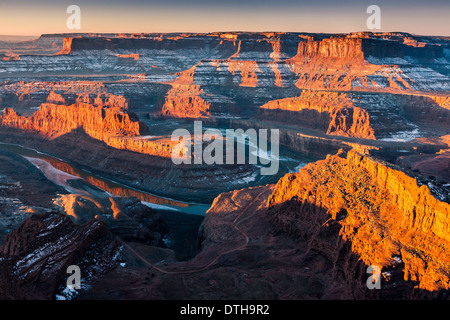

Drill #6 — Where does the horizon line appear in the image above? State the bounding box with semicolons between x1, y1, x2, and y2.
2;30;450;38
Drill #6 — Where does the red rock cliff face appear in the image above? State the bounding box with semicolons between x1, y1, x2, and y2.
0;93;177;158
286;39;383;90
55;37;75;55
293;36;443;60
284;36;441;91
429;96;450;110
159;66;215;119
295;38;365;59
268;150;450;292
1;95;144;139
46;91;66;104
161;84;212;119
258;90;375;139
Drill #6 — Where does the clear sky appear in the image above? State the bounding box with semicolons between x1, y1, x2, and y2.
0;0;448;36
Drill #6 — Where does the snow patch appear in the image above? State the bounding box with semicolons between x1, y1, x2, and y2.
141;201;180;211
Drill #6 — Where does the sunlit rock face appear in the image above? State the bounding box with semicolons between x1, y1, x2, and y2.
268;150;450;293
0;93;145;138
0;32;449;126
258;90;376;139
0;31;448;201
0;92;181;159
0;31;448;300
191;149;449;299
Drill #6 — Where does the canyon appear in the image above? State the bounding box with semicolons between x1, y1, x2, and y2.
0;31;448;300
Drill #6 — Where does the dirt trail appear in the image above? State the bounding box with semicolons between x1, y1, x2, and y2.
120;187;272;275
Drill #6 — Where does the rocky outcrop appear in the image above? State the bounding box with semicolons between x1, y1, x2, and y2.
0;93;147;138
284;35;447;91
161;94;212;118
268;150;450;293
0;104;161;153
61;35;238;55
0;212;120;299
292;36;443;60
2;32;449;93
258;90;375;139
159;65;239;119
286;41;383;90
54;194;168;246
55;37;75;55
52;151;450;300
57;32;444;61
160;84;212;119
295;37;365;59
257;91;450;141
46;91;66;104
397;95;450;129
226;60;261;87
396;149;450;183
430;96;450;110
0;94;183;158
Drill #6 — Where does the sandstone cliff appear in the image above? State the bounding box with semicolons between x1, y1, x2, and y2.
0;93;180;158
159;65;238;119
55;37;75;55
160;84;212;119
292;36;443;60
295;37;365;59
268;150;450;292
258;90;375;139
284;36;445;91
429;96;450;110
1;93;145;138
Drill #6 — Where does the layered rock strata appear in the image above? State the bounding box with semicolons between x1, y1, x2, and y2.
258;90;375;139
0;212;120;299
268;150;450;292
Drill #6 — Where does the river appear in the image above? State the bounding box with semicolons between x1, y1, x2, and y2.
0;142;210;215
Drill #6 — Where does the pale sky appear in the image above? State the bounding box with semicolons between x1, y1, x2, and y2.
0;0;448;36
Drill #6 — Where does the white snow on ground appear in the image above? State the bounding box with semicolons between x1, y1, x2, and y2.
379;128;421;142
55;281;91;300
206;127;284;163
133;135;156;139
55;286;78;300
241;173;258;183
427;182;448;201
141;201;180;211
23;157;87;194
229;171;259;185
14;234;72;277
366;57;410;65
289;162;308;173
393;256;402;264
